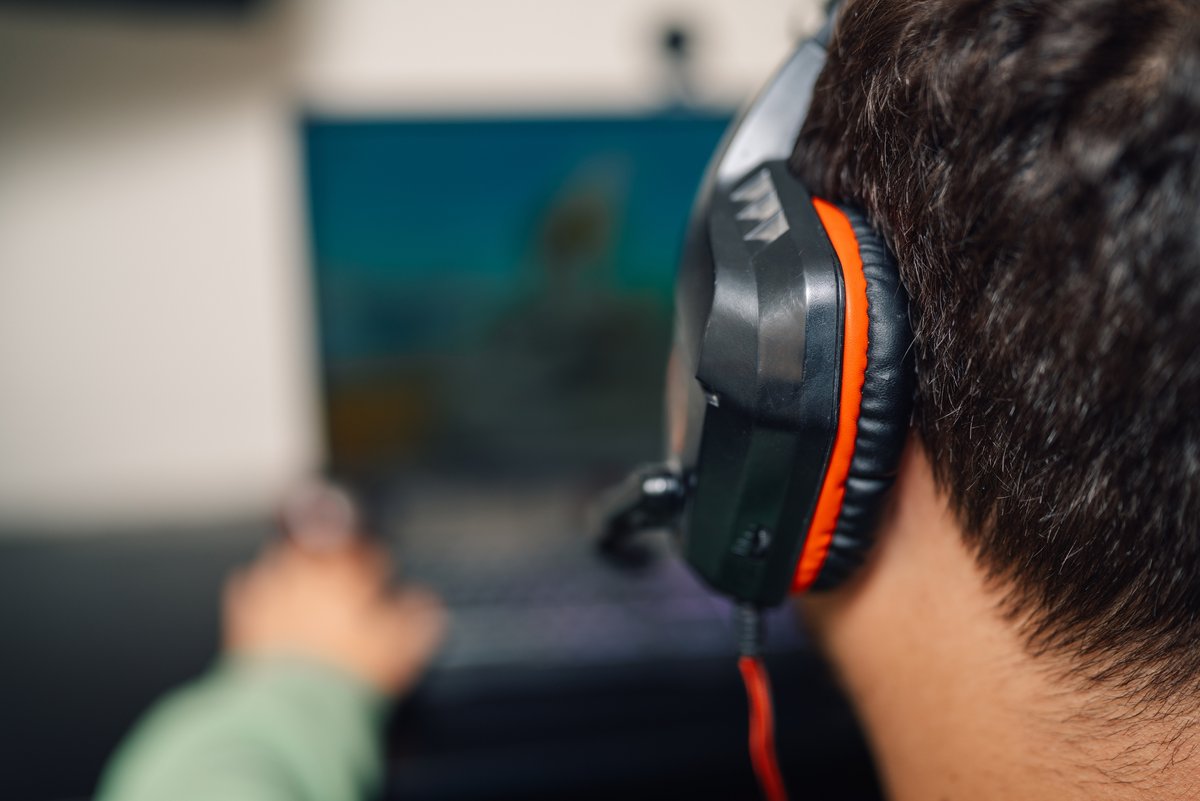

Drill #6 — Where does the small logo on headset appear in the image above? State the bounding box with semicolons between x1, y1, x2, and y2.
731;168;789;245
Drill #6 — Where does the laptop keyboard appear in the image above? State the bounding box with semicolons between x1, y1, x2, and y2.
382;478;807;671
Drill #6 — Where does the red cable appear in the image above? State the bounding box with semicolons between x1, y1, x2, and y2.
738;655;790;801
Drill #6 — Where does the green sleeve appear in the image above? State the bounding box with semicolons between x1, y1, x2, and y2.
96;655;388;801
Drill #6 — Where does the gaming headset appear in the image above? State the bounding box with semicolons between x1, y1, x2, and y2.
598;4;914;609
595;7;914;797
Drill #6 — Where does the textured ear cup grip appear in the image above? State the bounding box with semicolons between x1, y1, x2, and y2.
811;205;914;590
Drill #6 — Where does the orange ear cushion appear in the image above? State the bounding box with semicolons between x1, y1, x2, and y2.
792;200;914;592
792;198;872;591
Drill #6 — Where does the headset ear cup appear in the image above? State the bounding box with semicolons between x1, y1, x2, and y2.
811;205;914;589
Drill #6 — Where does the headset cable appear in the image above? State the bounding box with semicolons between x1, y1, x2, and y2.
737;604;790;801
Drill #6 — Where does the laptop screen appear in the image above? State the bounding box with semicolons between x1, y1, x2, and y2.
303;113;730;486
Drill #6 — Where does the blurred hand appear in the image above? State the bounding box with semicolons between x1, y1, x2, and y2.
223;489;446;697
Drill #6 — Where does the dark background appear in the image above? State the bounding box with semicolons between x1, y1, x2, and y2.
0;525;881;801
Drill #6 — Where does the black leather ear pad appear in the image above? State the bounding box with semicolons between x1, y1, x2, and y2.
811;205;915;590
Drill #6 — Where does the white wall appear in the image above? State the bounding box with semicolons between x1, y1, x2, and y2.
0;0;821;531
296;0;823;113
0;5;315;528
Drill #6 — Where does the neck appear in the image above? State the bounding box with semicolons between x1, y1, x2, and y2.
801;442;1200;801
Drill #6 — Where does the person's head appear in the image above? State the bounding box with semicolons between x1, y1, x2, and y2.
791;0;1200;794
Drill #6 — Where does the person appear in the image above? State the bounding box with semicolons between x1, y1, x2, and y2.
100;1;1200;799
792;0;1200;799
96;484;446;801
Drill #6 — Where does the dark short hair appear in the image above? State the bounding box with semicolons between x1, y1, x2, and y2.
793;0;1200;697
